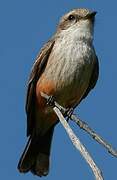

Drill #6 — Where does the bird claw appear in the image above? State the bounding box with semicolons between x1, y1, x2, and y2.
47;95;55;107
65;108;74;121
46;94;74;121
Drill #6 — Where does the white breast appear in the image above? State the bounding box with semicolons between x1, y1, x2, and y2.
43;24;95;106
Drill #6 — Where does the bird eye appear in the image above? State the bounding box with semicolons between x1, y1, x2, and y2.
68;14;75;21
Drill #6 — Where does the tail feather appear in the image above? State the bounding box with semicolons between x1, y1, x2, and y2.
18;126;54;176
31;152;49;176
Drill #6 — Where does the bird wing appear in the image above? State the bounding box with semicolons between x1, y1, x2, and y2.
25;39;55;136
81;55;99;101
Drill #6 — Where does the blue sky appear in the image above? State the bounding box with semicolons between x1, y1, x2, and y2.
0;0;117;179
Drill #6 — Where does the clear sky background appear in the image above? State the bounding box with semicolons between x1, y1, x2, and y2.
0;0;117;180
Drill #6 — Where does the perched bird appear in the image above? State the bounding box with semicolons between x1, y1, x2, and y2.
18;8;99;177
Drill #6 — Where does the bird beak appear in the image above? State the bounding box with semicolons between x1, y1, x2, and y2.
84;11;97;20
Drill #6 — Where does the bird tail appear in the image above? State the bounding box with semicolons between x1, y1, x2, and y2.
18;126;54;177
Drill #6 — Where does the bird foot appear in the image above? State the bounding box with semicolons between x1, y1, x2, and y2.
65;108;74;121
47;95;55;107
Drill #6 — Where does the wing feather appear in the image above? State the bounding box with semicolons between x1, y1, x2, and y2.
81;55;99;100
26;39;55;136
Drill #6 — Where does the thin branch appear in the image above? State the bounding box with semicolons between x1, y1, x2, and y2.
41;92;117;158
54;107;104;180
71;115;117;157
41;93;104;179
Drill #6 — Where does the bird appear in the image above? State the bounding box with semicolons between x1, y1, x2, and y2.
18;8;99;177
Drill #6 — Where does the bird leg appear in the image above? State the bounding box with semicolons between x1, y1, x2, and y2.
46;95;55;107
65;107;74;121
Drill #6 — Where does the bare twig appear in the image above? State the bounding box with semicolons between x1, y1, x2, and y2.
54;107;104;180
41;92;117;158
71;115;117;157
41;92;104;179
